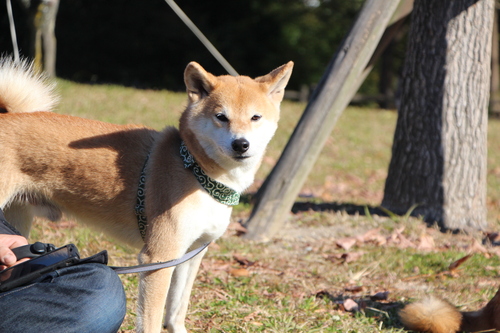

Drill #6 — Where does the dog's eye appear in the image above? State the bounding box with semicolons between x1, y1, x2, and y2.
215;113;229;122
251;115;262;121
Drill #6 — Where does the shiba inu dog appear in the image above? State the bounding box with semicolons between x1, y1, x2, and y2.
0;58;293;332
399;285;500;333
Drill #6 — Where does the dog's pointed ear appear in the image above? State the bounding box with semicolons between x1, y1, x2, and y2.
184;62;217;103
256;61;294;105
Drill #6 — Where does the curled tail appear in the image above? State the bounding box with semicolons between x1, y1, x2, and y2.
399;297;461;333
400;286;500;333
0;57;58;113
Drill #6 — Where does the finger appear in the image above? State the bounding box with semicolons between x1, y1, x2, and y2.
0;235;29;267
0;250;16;266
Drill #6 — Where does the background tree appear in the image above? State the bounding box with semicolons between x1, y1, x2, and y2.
26;0;59;77
382;0;494;230
3;0;59;76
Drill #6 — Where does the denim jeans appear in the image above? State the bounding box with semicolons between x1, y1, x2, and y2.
0;263;126;333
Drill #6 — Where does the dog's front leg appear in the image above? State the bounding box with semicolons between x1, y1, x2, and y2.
136;262;175;333
163;247;207;333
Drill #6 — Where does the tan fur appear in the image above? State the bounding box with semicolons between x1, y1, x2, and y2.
399;286;500;333
0;58;294;333
399;297;462;333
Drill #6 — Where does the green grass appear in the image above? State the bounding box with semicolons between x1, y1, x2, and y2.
26;79;500;332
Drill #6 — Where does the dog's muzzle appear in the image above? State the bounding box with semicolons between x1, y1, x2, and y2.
232;138;249;153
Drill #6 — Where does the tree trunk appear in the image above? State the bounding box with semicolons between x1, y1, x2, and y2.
243;0;406;241
41;0;59;77
26;0;59;77
382;0;494;230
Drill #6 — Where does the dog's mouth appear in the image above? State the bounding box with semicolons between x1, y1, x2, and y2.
233;155;250;161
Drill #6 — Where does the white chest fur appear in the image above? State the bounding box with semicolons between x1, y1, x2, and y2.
176;189;233;248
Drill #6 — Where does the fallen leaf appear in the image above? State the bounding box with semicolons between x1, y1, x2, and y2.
213;289;230;300
200;258;231;272
343;298;359;312
229;268;250;277
233;254;254;267
357;228;385;245
417;233;435;251
343;252;364;263
243;310;261;322
336;237;357;250
345;285;364;293
370;291;389;301
263;290;277;298
448;254;472;272
390;230;416;249
356;228;378;241
324;252;364;264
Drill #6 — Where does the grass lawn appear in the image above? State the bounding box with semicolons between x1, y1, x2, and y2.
28;79;500;332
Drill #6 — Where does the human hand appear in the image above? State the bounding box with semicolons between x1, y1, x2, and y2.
0;234;29;270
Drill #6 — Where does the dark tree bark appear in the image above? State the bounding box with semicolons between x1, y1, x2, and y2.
382;0;494;230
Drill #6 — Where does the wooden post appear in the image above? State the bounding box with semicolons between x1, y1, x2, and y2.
243;0;405;241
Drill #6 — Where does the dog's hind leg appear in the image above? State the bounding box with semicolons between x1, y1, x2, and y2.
163;247;207;333
3;201;34;237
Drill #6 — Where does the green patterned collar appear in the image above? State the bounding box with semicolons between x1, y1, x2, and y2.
135;153;149;240
180;142;240;206
134;142;240;241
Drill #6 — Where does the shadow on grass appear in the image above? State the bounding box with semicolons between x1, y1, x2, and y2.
291;201;390;217
240;194;390;218
240;194;497;238
315;290;406;330
289;201;479;235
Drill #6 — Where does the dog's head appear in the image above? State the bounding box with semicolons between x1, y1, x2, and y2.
179;62;293;173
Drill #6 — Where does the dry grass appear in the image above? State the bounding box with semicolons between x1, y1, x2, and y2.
24;79;500;332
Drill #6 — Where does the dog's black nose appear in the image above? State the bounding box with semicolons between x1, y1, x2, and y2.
232;138;250;153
